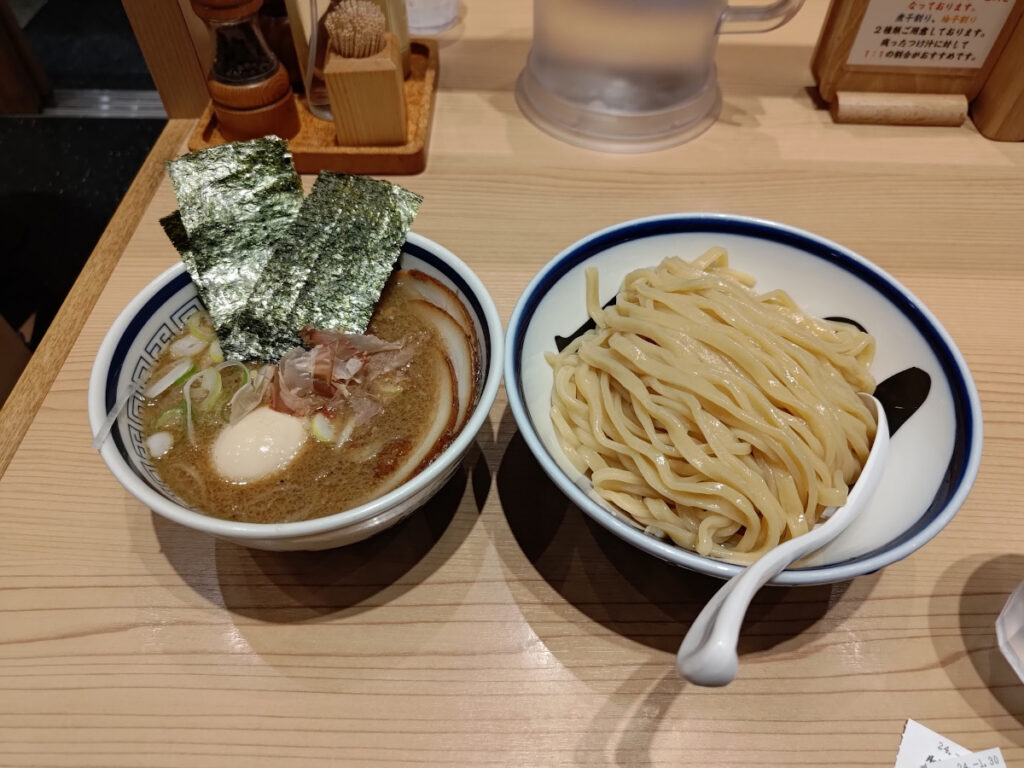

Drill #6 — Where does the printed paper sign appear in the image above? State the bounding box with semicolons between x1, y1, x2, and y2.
933;747;1007;768
894;719;969;768
846;0;1015;68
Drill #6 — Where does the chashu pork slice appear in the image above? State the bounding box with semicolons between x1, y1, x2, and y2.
371;343;457;498
394;269;478;377
408;299;475;433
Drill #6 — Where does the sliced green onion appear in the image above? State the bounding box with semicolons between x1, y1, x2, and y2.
172;362;197;388
182;368;219;445
145;359;195;398
187;311;216;342
184;367;223;414
216;361;250;421
170;335;208;359
336;418;357;446
184;391;195;444
311;412;336;442
145;431;174;459
208;339;224;363
216;360;249;387
153;402;186;431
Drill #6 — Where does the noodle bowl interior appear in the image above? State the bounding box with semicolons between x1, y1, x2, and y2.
140;271;479;524
547;247;878;565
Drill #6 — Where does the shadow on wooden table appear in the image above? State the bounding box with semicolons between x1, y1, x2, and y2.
494;415;873;658
152;442;490;622
438;37;528;92
930;553;1024;742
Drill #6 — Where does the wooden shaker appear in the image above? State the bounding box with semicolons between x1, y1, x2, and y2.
324;32;407;146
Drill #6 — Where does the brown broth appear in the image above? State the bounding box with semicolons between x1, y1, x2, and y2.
141;280;458;524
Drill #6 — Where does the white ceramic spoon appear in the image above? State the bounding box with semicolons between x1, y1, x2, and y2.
676;394;889;687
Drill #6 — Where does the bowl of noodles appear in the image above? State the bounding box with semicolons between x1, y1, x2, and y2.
505;214;982;585
89;233;503;551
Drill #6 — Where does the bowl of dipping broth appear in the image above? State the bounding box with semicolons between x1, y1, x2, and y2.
505;214;982;586
90;233;502;551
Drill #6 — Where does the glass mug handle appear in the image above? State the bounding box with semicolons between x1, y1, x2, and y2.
718;0;806;33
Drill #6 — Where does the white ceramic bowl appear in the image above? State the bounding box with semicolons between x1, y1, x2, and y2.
89;233;503;551
505;214;982;586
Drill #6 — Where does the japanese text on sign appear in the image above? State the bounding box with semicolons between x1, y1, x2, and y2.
847;0;1014;67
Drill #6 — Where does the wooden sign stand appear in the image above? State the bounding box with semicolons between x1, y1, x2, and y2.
811;0;1023;126
971;9;1024;139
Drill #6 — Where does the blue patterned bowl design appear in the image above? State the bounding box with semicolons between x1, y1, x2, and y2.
89;234;503;551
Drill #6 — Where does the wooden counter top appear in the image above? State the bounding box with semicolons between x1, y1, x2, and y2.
1;1;1023;764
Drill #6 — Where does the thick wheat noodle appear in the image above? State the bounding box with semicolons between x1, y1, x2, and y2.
547;248;877;565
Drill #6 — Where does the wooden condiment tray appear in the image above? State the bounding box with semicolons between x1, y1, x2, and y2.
189;39;439;175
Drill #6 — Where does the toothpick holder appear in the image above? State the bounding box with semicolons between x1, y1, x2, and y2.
323;33;407;146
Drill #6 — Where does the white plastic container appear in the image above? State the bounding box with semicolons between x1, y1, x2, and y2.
997;581;1024;683
515;0;807;152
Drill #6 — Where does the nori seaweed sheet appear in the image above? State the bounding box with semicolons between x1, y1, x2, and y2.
225;172;422;361
164;137;302;336
159;211;202;291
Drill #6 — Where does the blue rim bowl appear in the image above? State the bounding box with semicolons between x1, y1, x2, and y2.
89;233;504;550
504;214;983;586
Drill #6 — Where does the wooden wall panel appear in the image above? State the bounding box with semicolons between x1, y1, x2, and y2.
122;0;209;118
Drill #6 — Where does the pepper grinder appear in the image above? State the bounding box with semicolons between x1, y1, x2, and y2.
191;0;301;140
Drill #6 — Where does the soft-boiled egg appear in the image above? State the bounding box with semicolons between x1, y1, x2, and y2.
211;406;308;483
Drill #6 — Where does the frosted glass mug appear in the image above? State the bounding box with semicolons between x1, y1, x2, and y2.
516;0;806;152
406;0;458;34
